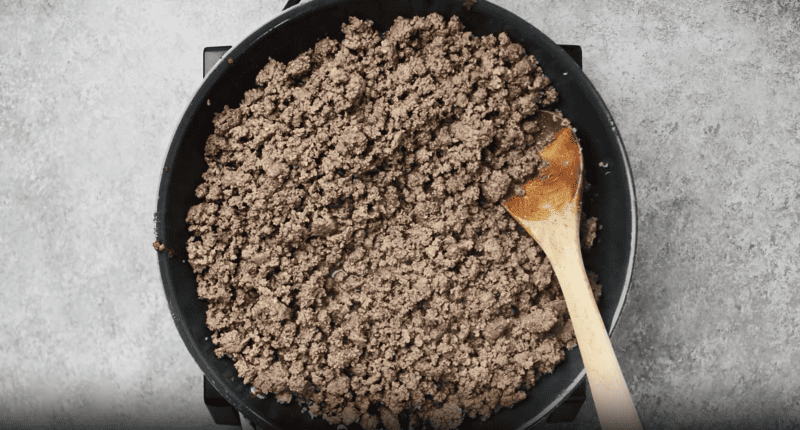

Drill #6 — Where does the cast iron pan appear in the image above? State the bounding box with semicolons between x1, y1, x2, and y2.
156;0;637;428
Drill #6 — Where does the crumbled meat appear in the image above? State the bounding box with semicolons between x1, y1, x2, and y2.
186;13;600;429
276;391;292;404
153;239;175;257
426;403;464;429
582;214;599;249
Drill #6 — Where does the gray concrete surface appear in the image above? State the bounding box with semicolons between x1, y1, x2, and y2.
1;0;798;429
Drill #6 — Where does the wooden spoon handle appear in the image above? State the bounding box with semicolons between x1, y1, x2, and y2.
537;225;643;430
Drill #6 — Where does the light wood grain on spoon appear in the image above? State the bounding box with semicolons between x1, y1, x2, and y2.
503;111;642;430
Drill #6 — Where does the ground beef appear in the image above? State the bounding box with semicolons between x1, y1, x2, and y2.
185;13;600;429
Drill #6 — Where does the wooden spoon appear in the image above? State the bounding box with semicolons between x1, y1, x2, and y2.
503;111;642;430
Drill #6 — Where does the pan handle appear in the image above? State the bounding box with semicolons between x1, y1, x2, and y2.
284;0;301;10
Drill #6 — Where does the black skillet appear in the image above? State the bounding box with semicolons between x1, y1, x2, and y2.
156;0;637;428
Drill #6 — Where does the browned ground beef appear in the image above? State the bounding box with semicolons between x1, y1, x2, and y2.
185;13;599;430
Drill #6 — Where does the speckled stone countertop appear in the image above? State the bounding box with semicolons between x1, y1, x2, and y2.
1;1;798;429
